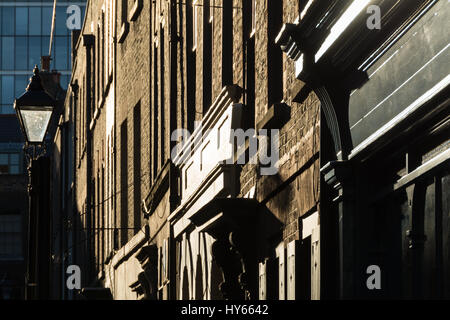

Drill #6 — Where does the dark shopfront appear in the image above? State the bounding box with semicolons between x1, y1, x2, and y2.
344;0;449;299
359;112;449;299
278;0;449;299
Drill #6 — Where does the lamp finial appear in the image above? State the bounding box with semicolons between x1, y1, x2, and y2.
27;66;44;92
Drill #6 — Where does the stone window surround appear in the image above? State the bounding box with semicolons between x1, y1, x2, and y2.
118;0;143;44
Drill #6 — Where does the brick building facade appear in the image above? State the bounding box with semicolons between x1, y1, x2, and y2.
52;0;449;300
58;0;321;300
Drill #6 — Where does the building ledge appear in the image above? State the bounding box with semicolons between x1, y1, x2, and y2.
256;102;291;131
170;164;238;237
111;226;148;269
118;22;129;44
189;198;260;239
143;160;173;218
129;0;144;22
172;85;242;166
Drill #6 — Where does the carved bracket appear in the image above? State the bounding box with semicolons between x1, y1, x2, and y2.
133;245;158;300
191;198;281;300
211;239;244;300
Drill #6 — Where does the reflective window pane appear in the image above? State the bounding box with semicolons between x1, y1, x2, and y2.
1;7;14;35
29;7;42;36
1;37;14;70
1;105;14;115
68;37;72;69
42;36;52;58
55;36;68;70
42;7;53;37
29;37;42;69
1;76;14;104
15;76;28;98
0;154;7;165
56;6;68;36
16;7;28;36
10;154;20;165
60;75;69;90
15;37;28;70
10;165;20;175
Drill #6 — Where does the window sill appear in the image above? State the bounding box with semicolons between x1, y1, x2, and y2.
129;0;144;22
118;22;129;44
104;76;113;99
256;103;291;131
98;94;105;110
89;107;101;131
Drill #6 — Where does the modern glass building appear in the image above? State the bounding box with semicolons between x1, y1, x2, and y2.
0;0;85;300
0;1;86;115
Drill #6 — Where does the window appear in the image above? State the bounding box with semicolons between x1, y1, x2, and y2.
15;77;28;98
15;8;28;36
160;26;165;167
1;7;14;35
222;0;233;85
0;153;21;175
15;37;28;70
28;37;42;69
186;0;197;132
152;0;157;35
101;10;105;94
121;0;128;24
108;1;113;77
0;215;22;259
120;119;128;246
153;44;159;180
193;0;199;51
96;24;100;106
1;37;14;70
268;0;283;106
244;0;255;129
251;0;256;34
55;36;68;70
203;0;212;113
159;239;169;288
78;86;82;162
28;7;41;36
209;0;215;23
118;0;130;43
81;77;85;154
133;102;141;234
1;75;14;114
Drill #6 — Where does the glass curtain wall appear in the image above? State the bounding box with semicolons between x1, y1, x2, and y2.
0;1;86;114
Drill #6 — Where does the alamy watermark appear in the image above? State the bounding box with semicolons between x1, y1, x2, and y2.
366;5;381;30
67;264;383;291
171;122;280;176
366;265;381;290
66;5;83;31
66;265;81;290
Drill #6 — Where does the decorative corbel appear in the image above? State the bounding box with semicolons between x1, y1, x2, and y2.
211;238;244;300
134;245;158;300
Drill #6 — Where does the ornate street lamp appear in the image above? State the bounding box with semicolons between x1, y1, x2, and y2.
13;65;57;300
14;65;56;149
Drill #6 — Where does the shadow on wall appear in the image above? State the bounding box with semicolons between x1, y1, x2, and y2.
0;174;28;300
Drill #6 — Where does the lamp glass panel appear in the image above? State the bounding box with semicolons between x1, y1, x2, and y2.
20;108;52;143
